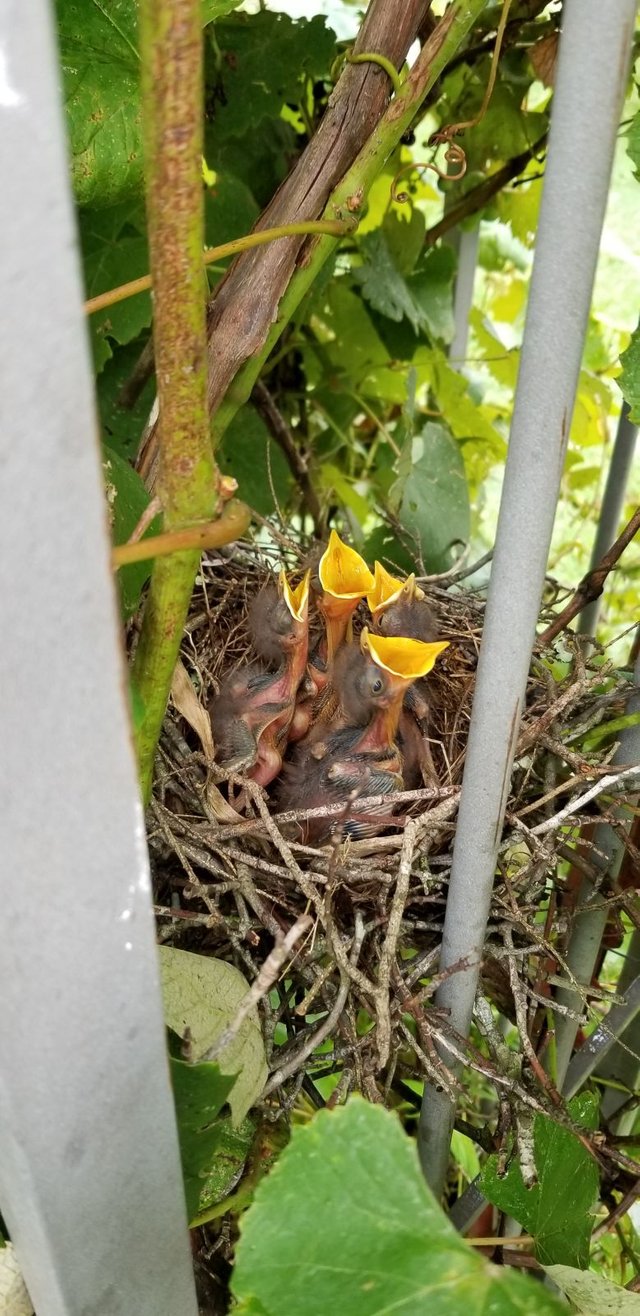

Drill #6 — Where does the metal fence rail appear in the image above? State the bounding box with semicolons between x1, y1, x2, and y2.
418;0;638;1197
0;1;198;1311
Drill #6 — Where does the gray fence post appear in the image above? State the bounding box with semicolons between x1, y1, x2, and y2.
0;2;198;1312
449;227;479;367
417;0;637;1198
578;402;638;639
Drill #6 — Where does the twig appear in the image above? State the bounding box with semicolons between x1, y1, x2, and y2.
424;132;548;246
202;913;313;1062
377;816;419;1066
263;912;366;1096
539;505;640;645
114;501;250;568
530;764;640;835
251;380;324;533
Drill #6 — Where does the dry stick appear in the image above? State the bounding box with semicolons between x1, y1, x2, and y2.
202;913;313;1063
376;816;419;1066
539;505;640;646
263;912;366;1096
251;380;324;533
530;764;640;836
137;0;489;488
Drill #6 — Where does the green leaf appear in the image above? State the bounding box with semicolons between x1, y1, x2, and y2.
96;338;155;460
619;322;640;423
406;245;457;343
103;445;159;617
354;236;455;344
170;1052;237;1222
219;408;293;517
545;1264;640;1314
81;206;151;348
57;0;143;208
383;209;426;277
392;422;470;573
232;1100;567;1316
212;12;336;139
204;175;260;254
479;1093;599;1269
627;109;640;183
158;946;268;1125
201;0;243;22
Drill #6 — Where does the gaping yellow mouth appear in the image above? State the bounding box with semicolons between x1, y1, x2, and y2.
318;529;375;600
279;568;310;623
361;628;449;680
366;562;425;617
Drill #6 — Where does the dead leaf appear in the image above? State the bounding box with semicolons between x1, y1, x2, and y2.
0;1246;34;1316
159;946;268;1124
170;659;241;823
530;31;558;87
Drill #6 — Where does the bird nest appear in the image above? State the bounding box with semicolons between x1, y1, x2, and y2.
146;535;635;1160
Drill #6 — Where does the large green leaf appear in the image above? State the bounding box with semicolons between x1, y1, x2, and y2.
479;1093;599;1269
212;11;336;139
354;235;455;344
232;1100;566;1316
619;322;640;423
545;1264;640;1314
219;408;293;517
392;421;470;573
57;0;244;208
80;205;151;351
97;338;156;460
103;444;159;617
159;946;268;1125
57;0;143;208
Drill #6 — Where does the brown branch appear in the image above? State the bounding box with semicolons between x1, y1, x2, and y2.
424;131;548;246
539;505;640;646
251;380;325;534
136;0;432;484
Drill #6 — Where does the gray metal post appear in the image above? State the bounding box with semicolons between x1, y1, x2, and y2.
0;2;198;1313
553;652;640;1087
449;226;479;366
578;403;638;638
418;0;637;1198
596;928;640;1132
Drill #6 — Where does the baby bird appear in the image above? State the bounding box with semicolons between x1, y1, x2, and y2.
367;565;442;788
209;569;310;787
279;629;448;843
307;528;374;696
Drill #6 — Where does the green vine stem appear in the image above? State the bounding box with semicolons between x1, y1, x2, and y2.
85;219;356;317
214;0;490;442
346;49;404;98
114;500;250;569
132;0;221;801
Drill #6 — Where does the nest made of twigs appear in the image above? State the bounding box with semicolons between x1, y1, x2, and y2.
145;536;635;1177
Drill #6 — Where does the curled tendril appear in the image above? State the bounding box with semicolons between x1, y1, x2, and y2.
391;138;467;204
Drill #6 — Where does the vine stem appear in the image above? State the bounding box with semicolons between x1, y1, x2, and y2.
132;0;223;801
211;0;491;445
113;500;250;569
85;220;355;316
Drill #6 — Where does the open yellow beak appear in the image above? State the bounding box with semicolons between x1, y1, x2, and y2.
366;562;425;617
318;530;374;600
361;628;449;680
279;568;310;623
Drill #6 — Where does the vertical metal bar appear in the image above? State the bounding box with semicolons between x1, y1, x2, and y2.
553;651;640;1087
418;0;637;1198
595;927;640;1132
449;226;479;366
0;2;198;1313
578;403;638;638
